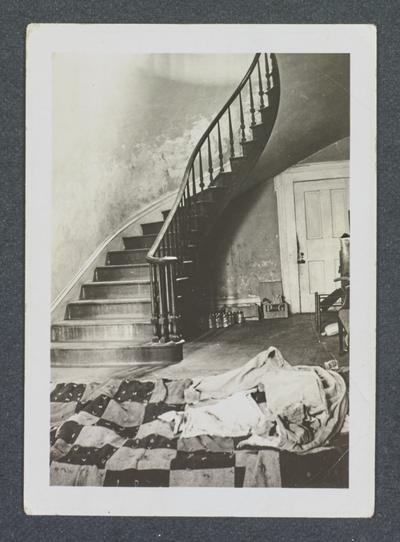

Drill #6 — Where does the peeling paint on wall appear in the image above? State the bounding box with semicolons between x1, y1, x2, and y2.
207;178;282;302
52;54;239;300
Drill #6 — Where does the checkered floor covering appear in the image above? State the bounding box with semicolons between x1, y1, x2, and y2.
50;376;348;487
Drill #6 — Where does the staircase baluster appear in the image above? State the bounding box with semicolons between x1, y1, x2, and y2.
165;224;171;256
171;216;178;261
160;237;166;258
157;264;169;343
191;164;198;230
181;199;188;253
184;201;189;276
182;185;187;210
175;212;183;278
168;224;174;257
149;264;160;342
176;202;183;265
181;201;189;277
270;53;277;89
166;261;180;341
199;148;204;191
257;57;265;110
239;91;246;143
248;75;256;126
228;106;235;159
185;183;191;214
191;163;197;198
265;53;272;98
171;213;179;257
217;121;224;173
207;134;214;185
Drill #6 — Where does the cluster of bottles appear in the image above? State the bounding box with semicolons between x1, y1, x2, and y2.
208;306;245;330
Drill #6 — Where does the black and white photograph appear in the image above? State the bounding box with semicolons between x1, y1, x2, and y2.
25;24;376;517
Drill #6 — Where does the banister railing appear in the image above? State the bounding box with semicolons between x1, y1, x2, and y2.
147;53;280;343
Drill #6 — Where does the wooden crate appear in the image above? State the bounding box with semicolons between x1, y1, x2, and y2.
262;302;289;319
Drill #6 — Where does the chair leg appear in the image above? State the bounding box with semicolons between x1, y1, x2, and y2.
338;315;344;353
315;292;321;333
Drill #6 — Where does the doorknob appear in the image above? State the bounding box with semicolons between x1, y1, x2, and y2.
297;251;306;264
296;235;305;264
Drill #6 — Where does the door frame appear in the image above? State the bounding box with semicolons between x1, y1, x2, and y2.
274;160;349;314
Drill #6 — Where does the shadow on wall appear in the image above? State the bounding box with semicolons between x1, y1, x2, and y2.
52;54;248;301
251;54;350;188
206;136;350;305
206;178;282;303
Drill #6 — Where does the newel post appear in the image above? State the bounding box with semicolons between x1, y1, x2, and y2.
149;264;161;342
156;263;170;343
164;257;181;342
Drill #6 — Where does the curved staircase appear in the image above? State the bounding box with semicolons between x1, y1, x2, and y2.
51;53;280;369
51;217;183;367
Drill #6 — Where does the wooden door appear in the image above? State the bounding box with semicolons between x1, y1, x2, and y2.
294;178;349;312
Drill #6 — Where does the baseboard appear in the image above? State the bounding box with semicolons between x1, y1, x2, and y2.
214;295;261;307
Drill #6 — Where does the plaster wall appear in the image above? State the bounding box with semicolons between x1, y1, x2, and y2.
52;53;252;300
208;137;350;304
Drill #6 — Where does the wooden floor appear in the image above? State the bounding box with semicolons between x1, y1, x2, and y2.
52;314;348;383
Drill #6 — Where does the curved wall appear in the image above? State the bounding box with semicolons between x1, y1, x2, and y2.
250;54;350;188
52;54;251;300
52;53;350;302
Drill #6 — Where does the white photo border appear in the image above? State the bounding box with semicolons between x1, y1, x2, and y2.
25;23;376;517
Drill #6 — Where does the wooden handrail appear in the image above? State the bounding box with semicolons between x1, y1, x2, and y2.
146;53;280;343
147;53;261;264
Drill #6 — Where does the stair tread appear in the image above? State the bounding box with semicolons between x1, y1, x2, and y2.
123;234;156;239
96;264;149;269
69;297;151;305
51;341;149;350
51;340;180;350
85;279;150;286
53;318;151;326
109;248;148;253
251;121;266;128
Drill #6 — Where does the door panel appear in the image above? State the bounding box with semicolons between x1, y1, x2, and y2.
304;191;323;239
294;177;349;312
308;260;325;294
331;188;348;238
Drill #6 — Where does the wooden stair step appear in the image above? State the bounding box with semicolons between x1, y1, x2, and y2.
141;221;164;236
250;121;267;140
240;138;259;157
51;318;152;342
260;104;276;124
212;171;234;188
230;155;248;173
81;280;150;300
194;186;225;204
95;264;149;281
123;234;157;250
51;340;183;366
107;248;148;265
67;298;152;320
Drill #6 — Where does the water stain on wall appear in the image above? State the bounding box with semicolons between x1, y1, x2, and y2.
207;178;282;303
52;54;239;300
